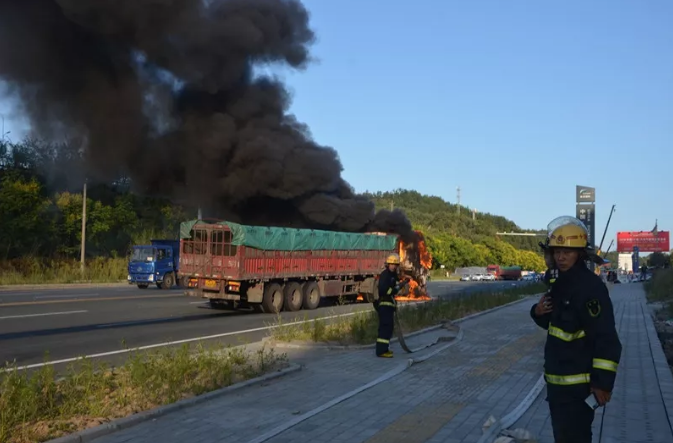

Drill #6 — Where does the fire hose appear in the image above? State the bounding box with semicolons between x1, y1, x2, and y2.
391;280;454;354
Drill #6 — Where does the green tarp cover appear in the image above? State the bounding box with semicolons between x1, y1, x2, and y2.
179;219;398;252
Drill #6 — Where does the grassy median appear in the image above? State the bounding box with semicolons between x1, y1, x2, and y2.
270;283;546;345
0;343;287;443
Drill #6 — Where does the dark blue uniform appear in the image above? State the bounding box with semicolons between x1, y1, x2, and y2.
375;268;400;356
530;261;622;443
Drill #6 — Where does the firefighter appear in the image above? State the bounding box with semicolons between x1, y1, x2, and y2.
375;253;406;358
531;216;622;443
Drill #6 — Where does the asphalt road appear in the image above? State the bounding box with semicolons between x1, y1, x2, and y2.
0;280;531;369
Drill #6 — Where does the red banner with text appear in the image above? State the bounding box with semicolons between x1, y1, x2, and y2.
616;231;670;253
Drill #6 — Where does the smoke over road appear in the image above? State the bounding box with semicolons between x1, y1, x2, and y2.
0;0;416;240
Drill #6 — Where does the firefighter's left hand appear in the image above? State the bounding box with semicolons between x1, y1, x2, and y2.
591;387;612;406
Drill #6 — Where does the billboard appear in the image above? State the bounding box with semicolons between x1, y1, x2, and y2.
617;231;670;253
576;185;595;203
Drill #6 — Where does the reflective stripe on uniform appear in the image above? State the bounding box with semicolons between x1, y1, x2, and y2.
377;338;389;344
548;324;586;342
379;301;396;307
387;288;393;295
544;373;590;385
593;358;618;372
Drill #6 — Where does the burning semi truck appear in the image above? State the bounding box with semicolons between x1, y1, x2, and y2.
179;219;432;313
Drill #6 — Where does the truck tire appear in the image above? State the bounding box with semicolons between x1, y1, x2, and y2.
283;282;303;312
302;281;320;310
161;272;174;289
362;292;375;303
262;283;284;314
179;276;190;288
137;283;149;289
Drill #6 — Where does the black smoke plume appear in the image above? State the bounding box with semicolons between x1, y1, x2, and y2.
0;0;416;241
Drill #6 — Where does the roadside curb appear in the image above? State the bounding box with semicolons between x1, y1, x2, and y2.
0;282;127;292
266;294;540;351
43;363;302;443
643;300;673;433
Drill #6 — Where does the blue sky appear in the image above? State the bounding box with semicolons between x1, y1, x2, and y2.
1;0;671;253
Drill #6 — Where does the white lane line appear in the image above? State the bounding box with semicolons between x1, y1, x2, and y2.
34;293;101;300
4;304;426;372
0;310;88;320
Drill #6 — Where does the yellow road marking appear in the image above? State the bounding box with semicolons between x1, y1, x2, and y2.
0;293;187;307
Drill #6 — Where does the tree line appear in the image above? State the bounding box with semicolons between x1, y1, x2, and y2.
1;139;548;272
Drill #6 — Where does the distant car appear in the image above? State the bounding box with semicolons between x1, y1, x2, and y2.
460;274;471;281
472;274;485;281
522;274;536;282
481;274;495;281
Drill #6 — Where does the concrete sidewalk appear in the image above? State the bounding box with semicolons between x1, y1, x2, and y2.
66;283;673;443
509;283;673;443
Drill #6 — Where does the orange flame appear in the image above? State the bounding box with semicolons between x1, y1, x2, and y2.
416;231;433;270
357;230;433;304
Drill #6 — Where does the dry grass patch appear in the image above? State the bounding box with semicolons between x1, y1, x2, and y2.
0;343;287;443
0;257;127;286
270;283;546;345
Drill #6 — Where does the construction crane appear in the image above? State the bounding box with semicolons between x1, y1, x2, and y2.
496;232;547;236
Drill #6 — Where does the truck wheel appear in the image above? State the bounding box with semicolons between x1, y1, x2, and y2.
302;281;320;310
362;292;375;303
137;284;149;289
262;283;284;314
161;272;174;289
283;282;303;312
179;276;190;288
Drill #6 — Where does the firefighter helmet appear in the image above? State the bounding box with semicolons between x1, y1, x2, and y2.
385;253;401;265
547;216;589;249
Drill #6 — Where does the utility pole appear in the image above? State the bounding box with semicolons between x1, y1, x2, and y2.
456;186;461;215
472;208;476;221
80;179;87;276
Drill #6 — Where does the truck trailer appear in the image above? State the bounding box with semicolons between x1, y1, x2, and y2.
179;219;432;313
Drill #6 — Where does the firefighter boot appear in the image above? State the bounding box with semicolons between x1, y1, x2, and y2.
378;350;394;358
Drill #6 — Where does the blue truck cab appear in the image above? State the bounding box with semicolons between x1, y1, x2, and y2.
127;239;181;289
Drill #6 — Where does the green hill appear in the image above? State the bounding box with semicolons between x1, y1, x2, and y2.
364;189;546;272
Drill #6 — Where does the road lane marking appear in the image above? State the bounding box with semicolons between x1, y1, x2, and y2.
0;293;186;307
4;301;428;372
0;310;88;320
34;293;100;300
